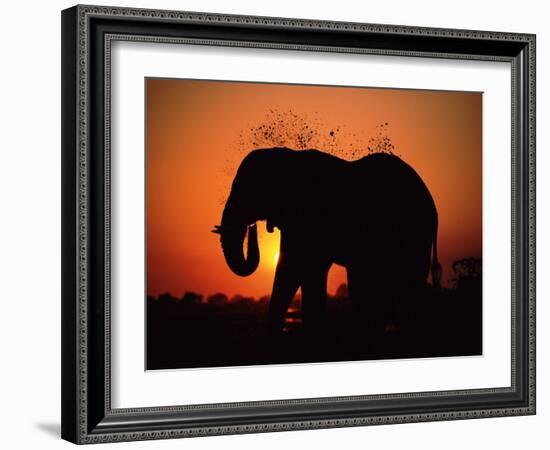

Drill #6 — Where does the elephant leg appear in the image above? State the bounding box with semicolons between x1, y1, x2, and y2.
301;264;331;335
268;254;301;335
347;265;388;347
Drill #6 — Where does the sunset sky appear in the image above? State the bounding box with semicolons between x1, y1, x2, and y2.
146;78;482;299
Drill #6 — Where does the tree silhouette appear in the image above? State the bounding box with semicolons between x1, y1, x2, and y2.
158;292;177;304
207;293;229;306
181;291;203;304
452;257;482;290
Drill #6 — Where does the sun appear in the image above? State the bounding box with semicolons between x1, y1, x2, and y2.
258;225;281;270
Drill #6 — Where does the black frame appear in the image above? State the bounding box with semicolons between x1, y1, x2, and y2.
61;4;536;444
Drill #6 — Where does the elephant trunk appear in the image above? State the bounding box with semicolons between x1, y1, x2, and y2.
219;214;260;277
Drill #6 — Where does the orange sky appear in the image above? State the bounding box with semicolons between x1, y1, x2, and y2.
146;78;482;299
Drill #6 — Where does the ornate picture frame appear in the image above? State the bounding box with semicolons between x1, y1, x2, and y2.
61;5;535;444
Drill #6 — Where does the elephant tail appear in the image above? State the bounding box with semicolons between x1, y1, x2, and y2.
431;216;442;290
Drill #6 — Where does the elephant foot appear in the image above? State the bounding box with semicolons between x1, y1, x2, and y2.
265;315;286;339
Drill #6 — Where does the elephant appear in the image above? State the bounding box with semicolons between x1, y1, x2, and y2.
213;147;441;337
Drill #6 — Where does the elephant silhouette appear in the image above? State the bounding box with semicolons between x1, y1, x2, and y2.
213;148;441;337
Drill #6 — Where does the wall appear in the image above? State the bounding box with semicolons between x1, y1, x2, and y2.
0;0;546;448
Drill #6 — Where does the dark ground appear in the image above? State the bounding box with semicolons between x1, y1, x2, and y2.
146;279;482;370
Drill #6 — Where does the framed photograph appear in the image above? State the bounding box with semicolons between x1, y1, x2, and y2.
61;5;536;444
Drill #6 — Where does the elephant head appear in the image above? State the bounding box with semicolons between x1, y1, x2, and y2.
212;149;280;277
